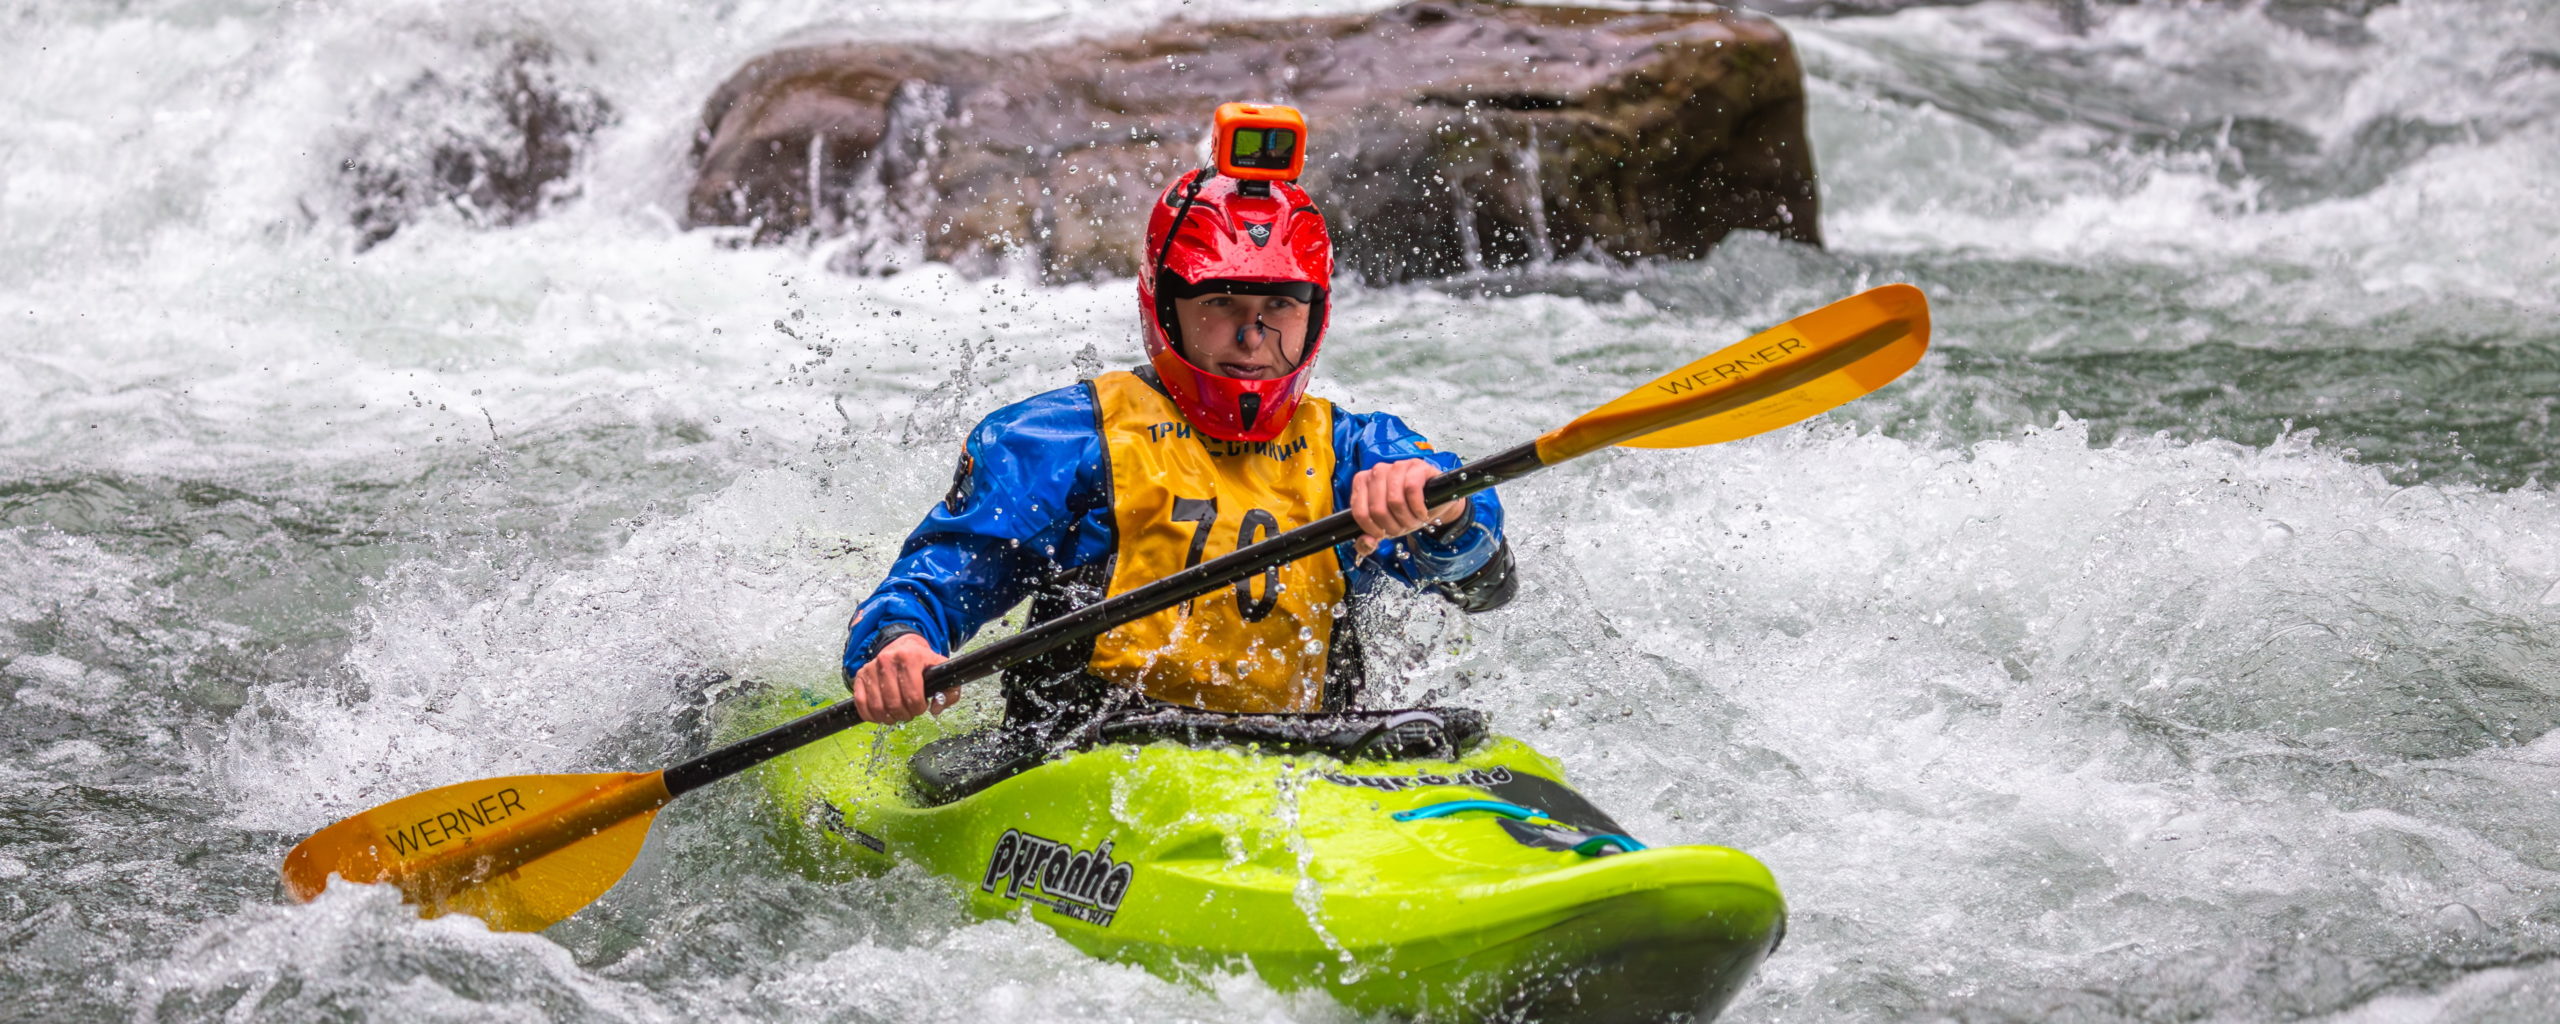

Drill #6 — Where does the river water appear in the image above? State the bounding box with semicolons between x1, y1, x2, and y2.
5;0;2558;1020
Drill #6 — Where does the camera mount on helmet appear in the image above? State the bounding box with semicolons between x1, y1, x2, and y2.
1213;103;1306;189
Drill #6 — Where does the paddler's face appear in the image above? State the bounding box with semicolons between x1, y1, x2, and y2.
1174;293;1310;380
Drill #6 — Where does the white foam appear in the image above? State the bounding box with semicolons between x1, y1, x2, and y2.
1802;0;2560;310
1446;418;2560;1014
127;882;678;1021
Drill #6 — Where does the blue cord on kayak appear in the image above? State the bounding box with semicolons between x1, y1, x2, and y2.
1393;800;1543;822
1394;801;1650;857
1570;833;1648;855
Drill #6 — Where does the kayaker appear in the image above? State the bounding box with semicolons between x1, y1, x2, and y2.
842;126;1513;733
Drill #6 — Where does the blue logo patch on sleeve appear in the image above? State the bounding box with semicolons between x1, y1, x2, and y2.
944;452;975;514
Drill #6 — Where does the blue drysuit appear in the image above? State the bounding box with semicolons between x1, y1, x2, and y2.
841;380;1509;683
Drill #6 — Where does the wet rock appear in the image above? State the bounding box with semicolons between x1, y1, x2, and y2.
688;0;1819;282
340;37;615;249
1719;0;2393;41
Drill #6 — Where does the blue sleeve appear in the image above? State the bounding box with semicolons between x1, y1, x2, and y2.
842;385;1104;676
1330;406;1506;588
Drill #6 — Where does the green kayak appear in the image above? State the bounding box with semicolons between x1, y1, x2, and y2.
746;696;1784;1022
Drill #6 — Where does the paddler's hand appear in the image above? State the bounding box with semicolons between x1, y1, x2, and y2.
1349;459;1470;560
850;632;956;724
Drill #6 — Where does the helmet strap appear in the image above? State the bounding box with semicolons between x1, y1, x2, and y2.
1151;168;1211;354
1153;169;1211;288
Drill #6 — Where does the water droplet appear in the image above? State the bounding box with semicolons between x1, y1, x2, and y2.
2432;902;2487;936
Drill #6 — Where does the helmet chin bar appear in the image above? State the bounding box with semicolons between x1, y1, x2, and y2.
1144;309;1328;441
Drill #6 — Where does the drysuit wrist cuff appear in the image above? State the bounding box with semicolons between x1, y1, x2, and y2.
869;623;925;660
1420;503;1476;544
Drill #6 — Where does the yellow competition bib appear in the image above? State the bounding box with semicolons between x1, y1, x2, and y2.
1087;371;1348;712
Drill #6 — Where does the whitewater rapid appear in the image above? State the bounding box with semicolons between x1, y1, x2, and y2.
5;0;2559;1021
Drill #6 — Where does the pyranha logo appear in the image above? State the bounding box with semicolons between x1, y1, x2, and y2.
1319;766;1515;793
982;829;1136;927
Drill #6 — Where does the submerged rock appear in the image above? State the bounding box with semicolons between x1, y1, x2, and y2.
340;37;616;250
688;0;1819;282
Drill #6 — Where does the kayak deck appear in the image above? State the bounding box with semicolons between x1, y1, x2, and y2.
746;693;1783;1022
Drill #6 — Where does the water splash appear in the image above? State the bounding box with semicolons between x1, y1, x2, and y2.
1446;174;1486;275
827;80;952;276
1515;123;1555;266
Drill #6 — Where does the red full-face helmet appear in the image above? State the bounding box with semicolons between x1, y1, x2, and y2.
1139;169;1334;443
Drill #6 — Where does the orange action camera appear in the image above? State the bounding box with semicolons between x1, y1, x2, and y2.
1213;103;1307;183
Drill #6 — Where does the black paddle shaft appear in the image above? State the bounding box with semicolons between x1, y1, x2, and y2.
662;440;1547;795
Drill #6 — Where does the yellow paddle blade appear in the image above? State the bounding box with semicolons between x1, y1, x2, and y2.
1535;284;1931;463
281;771;672;932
